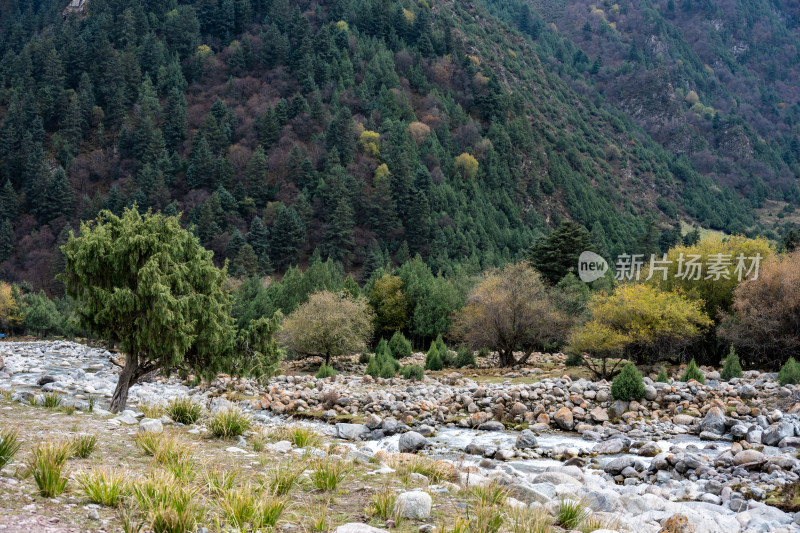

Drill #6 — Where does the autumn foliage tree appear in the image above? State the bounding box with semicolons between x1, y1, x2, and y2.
453;262;570;367
721;249;800;368
278;290;374;366
60;208;236;412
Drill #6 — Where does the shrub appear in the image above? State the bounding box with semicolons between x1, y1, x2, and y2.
358;352;371;364
426;351;443;371
70;434;98;458
378;359;396;378
0;427;22;469
41;392;62;408
681;358;705;384
165;397;204;425
656;367;669;383
365;356;380;377
611;362;645;401
454;347;476;368
207;406;252;438
778;357;800;386
565;352;583;367
315;364;338;379
425;342;439;368
375;338;389;357
720;346;743;380
389;331;412;359
400;365;424;381
75;468;128;507
29;441;71;497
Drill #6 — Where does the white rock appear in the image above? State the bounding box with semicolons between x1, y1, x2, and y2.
394;491;432;519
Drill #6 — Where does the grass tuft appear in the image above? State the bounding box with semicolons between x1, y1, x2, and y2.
138;400;165;419
556;498;590;530
165;397;204;425
470;481;509;507
203;467;238;495
75;467;128;507
207;406;251;438
70;433;98;458
0;427;22;469
469;505;504;533
369;486;397;520
269;425;323;448
310;458;351;491
395;455;459;484
264;459;306;496
131;471;201;533
218;486;287;531
41;392;63;408
505;505;554;533
29;441;71;497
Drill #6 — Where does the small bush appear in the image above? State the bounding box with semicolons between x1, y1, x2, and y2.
0;427;22;469
70;434;98;458
656;367;669;383
75;468;128;506
778;357;800;386
375;338;389;357
365;356;380;377
425;349;443;371
165;397;204;425
720;346;743;380
400;365;424;381
681;358;706;384
611;362;645;401
315;364;338;379
207;406;252;438
29;441;71;497
358;352;371;364
41;392;62;408
454;347;476;368
389;331;412;359
378;359;396;378
565;352;583;367
311;458;351;491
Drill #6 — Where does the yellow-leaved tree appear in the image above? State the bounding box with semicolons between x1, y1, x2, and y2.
568;284;712;378
0;282;23;332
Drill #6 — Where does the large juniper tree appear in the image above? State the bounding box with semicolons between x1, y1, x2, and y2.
59;207;236;412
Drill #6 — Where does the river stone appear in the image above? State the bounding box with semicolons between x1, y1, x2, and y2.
364;413;382;429
37;375;57;386
416;425;436;437
762;422;795;446
478;421;505;431
336;423;370;441
532;472;581;486
589;407;609;423
673;414;695;426
699;406;726;435
730;424;749;439
638;441;662;457
336;524;389;533
604;456;639;475
733;449;766;466
138;418;163;434
464;441;486;455
593;439;625;455
514;429;538;449
659;513;695;533
509;482;553;504
553;407;574;431
739;384;757;399
644;385;657;401
611;400;629;415
583;490;621;512
398;431;429;453
115;413;138;425
394;491;432;519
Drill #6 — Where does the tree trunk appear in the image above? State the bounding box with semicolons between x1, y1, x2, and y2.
325;352;331;366
498;349;516;367
110;352;139;413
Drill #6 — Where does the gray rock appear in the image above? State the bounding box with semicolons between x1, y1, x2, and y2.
336;423;370;441
644;386;657;401
477;421;505;431
416;425;436;437
637;441;661;457
514;429;538;450
532;472;581;486
138;418;163;434
398;431;429;453
115;413;138;425
394;491;432;519
611;400;629;415
336;524;389;533
604;456;639;475
593;439;626;455
763;422;795;447
37;375;57;386
508;482;553;504
730;424;749;439
739;384;757;399
464;441;486;456
699;406;726;435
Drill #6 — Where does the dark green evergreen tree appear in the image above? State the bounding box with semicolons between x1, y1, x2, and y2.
270;204;305;270
528;221;592;284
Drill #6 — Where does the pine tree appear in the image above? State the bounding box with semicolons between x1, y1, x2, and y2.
270;204;305;270
163;88;188;151
406;190;430;255
246;216;271;274
322;197;355;263
0;181;18;221
0;218;13;262
44;168;75;222
528;221;592;284
326;107;357;164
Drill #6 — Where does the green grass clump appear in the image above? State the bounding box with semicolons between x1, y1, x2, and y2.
470;504;504;533
400;364;425;381
470;481;509;507
219;486;286;530
358;352;372;364
778;357;800;386
138;400;165;419
29;441;72;497
455;347;477;368
395;455;458;484
0;427;22;468
315;364;338;379
75;468;128;507
41;392;63;408
681;358;706;384
370;487;397;520
504;505;553;533
556;498;589;530
165;397;204;425
310;458;351;491
203;467;238;495
207;406;252;438
264;460;306;496
720;346;743;380
131;471;201;533
611;362;645;401
70;434;98;458
270;426;322;448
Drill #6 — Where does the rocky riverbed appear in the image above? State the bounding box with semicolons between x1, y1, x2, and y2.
2;341;800;532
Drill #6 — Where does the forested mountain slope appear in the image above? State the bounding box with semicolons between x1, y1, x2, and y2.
0;0;768;291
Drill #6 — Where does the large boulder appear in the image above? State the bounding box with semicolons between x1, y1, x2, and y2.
477;421;505;431
699;406;726;435
394;491;432;519
515;429;538;450
593;439;626;455
589;407;609;423
762;422;795;447
398;431;429;453
138;418;163;434
604;456;642;475
553;407;574;431
336;423;370;441
733;449;766;467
